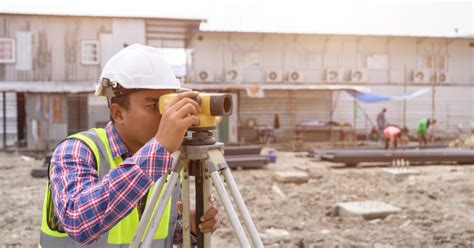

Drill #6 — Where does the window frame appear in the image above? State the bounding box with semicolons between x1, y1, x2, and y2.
0;38;16;64
81;40;100;65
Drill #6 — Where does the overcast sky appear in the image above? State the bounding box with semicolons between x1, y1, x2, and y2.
1;0;472;37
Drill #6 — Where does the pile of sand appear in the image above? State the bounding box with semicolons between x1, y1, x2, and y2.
449;135;474;149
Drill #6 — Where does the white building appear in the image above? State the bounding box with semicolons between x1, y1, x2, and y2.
0;10;472;148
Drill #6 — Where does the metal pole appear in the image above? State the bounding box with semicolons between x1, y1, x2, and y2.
432;71;436;120
194;160;205;248
3;92;6;150
353;98;357;138
403;65;407;127
431;44;438;134
182;163;191;248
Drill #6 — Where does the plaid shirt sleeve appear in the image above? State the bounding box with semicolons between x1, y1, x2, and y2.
49;137;173;244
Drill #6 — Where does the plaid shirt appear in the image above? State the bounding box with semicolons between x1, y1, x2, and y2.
49;122;184;245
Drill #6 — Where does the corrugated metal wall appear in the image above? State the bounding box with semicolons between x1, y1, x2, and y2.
0;92;18;148
191;32;474;85
239;90;331;142
67;93;88;135
191;32;474;136
0;15;154;82
146;19;190;48
26;93;67;150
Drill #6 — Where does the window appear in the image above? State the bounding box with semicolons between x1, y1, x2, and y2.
81;40;99;65
0;38;15;63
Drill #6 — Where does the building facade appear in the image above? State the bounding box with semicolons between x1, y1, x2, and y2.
186;32;474;142
1;12;473;149
0;13;200;150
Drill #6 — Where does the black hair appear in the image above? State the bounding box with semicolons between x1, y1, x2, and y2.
109;95;131;123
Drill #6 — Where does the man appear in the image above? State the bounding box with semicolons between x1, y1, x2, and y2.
376;108;387;139
383;125;408;149
416;118;436;146
39;44;219;247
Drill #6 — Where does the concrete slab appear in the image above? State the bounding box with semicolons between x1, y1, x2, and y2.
261;228;290;238
334;201;401;220
383;168;420;176
273;171;309;184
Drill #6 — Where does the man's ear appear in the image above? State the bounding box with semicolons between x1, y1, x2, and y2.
109;103;125;123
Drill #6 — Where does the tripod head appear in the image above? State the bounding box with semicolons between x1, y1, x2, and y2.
183;129;217;146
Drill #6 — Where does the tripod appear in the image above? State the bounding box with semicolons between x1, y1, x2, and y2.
130;129;264;248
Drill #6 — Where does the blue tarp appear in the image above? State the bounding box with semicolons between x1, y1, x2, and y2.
347;88;430;103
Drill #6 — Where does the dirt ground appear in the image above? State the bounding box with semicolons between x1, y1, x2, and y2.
1;148;473;248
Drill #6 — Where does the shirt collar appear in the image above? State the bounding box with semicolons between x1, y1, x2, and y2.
105;121;130;159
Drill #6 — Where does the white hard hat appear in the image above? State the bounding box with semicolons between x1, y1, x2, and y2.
95;43;185;98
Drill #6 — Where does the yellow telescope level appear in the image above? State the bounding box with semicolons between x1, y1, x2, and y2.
159;93;233;129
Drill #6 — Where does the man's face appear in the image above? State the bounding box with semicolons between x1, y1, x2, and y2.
117;89;173;148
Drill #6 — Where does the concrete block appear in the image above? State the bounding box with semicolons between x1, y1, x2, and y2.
333;200;401;220
383;168;420;176
273;171;309;184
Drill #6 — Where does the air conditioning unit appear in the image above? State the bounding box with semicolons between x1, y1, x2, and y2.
350;69;367;82
265;70;282;82
225;68;242;83
196;69;214;83
435;71;448;84
412;70;429;83
287;70;303;83
325;68;341;82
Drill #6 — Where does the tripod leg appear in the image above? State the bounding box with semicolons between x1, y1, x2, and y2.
130;151;181;248
141;169;181;247
194;160;212;248
222;168;264;248
208;170;250;248
209;149;264;248
194;160;204;248
203;163;212;248
130;176;166;248
194;160;213;248
140;157;183;248
182;161;191;248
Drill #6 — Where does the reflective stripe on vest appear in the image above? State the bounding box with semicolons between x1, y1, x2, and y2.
39;128;180;248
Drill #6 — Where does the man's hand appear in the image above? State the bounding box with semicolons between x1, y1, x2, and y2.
155;91;201;153
176;195;220;235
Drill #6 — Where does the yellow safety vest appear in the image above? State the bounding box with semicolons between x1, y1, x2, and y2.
39;128;179;248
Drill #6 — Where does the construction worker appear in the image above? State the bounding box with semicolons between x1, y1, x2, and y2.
376;108;387;139
416;117;436;146
39;44;219;247
383;125;408;149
